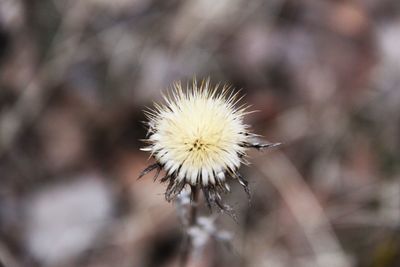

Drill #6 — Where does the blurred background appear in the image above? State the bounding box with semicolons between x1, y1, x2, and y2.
0;0;400;266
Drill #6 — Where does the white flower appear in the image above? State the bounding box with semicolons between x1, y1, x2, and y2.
139;79;279;207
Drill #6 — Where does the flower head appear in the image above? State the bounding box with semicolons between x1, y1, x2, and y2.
139;79;279;208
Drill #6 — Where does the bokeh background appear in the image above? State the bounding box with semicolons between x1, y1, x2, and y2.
0;0;400;266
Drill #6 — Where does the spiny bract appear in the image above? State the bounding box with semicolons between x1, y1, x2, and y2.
139;80;279;209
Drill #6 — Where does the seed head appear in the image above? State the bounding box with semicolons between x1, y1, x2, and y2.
139;79;279;209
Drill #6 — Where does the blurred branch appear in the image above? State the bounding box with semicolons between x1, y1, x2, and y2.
0;242;20;267
0;1;89;157
256;152;352;267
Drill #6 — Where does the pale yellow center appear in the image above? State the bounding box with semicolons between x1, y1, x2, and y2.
150;93;247;184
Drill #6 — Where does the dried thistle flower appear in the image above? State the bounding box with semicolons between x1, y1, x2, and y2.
139;79;279;209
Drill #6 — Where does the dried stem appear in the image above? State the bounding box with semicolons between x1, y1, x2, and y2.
189;185;200;224
179;185;200;267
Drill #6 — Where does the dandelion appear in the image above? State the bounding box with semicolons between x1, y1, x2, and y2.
139;79;279;209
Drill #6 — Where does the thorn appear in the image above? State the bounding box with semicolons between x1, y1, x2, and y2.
215;198;238;223
153;167;161;181
245;142;282;150
160;175;169;183
202;187;213;210
236;173;251;203
138;163;160;180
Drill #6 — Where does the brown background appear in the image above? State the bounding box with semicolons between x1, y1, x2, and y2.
0;0;399;266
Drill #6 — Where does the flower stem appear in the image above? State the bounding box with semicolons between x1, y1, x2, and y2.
189;185;200;224
179;185;199;267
